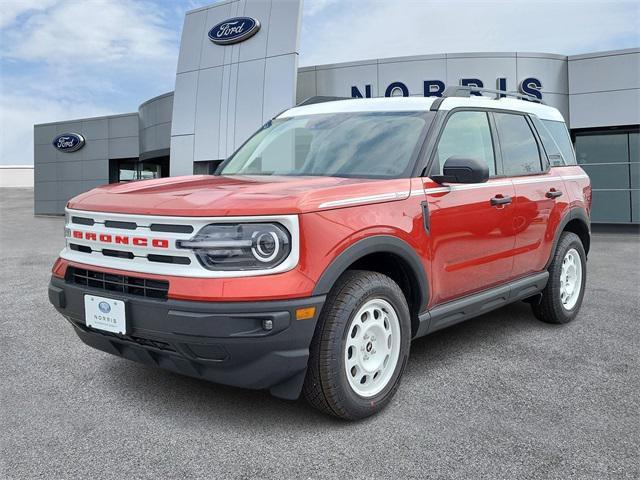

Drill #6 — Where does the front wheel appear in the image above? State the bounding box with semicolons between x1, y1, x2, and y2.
303;270;411;420
532;232;587;324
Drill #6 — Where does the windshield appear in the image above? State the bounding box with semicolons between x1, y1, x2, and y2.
219;111;431;179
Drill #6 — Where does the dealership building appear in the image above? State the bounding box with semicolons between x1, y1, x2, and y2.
34;0;639;224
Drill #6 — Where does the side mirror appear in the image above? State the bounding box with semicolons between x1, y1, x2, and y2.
432;156;489;184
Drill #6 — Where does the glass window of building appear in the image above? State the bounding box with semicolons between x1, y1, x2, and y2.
574;131;639;223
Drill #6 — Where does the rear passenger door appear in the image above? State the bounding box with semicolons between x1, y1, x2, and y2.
424;110;517;305
492;112;566;278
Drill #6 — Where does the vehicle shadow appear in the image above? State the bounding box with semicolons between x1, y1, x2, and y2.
408;300;548;363
96;300;556;427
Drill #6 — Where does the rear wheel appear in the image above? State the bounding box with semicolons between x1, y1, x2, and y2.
532;232;587;324
303;270;411;420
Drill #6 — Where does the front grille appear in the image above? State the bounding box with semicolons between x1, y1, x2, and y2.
147;254;191;265
67;243;191;265
65;210;201;273
70;243;91;253
71;216;94;226
67;267;169;300
150;223;194;234
104;220;137;230
102;249;135;259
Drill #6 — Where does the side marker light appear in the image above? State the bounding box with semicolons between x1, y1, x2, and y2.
295;307;316;321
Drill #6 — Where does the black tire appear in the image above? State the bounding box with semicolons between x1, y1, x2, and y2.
303;270;411;420
532;232;587;324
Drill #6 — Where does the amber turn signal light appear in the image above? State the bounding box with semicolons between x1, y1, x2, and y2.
51;257;67;278
295;307;316;320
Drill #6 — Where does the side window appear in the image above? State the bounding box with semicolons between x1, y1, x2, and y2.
494;113;543;175
530;116;561;165
431;111;496;176
541;119;577;165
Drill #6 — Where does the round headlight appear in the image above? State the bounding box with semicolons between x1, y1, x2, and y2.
252;231;280;262
178;222;291;271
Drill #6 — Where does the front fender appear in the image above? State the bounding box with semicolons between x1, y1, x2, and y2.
311;235;429;313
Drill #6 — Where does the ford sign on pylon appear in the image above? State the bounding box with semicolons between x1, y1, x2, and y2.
208;17;260;45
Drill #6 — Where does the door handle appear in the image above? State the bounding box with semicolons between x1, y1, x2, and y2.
546;189;563;199
490;195;512;206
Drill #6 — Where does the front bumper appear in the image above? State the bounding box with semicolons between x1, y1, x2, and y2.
49;276;325;399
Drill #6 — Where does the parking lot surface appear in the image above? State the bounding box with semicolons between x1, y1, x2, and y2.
1;188;638;479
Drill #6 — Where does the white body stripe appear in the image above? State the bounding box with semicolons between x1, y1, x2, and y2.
557;174;589;181
318;191;408;209
424;180;513;194
319;174;588;206
422;174;588;195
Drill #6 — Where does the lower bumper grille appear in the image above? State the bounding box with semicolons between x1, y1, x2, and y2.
77;323;176;352
66;267;169;300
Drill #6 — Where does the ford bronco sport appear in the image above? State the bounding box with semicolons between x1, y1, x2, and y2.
49;87;591;420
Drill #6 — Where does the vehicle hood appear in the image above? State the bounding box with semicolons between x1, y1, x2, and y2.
67;175;412;216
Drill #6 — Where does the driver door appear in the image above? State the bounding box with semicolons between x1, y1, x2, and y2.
423;110;517;305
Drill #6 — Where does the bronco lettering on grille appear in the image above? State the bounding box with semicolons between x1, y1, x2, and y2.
72;231;169;249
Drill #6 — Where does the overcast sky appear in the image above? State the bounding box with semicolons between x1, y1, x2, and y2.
1;0;638;166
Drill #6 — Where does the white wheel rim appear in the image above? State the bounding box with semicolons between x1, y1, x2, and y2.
344;298;401;398
560;248;582;310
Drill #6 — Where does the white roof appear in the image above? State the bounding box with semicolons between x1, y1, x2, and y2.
440;96;564;121
279;96;564;122
280;97;437;117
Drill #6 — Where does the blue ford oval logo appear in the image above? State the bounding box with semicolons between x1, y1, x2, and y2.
208;17;260;45
98;301;111;314
53;133;85;153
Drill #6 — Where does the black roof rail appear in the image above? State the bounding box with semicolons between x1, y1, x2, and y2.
430;85;543;111
296;96;351;106
445;85;543;102
271;96;351;120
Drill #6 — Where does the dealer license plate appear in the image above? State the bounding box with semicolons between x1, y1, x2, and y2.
84;295;126;334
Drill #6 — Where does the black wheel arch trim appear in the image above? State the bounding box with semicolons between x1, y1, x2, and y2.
311;235;429;313
546;207;590;269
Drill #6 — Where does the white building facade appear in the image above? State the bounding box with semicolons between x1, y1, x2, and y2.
34;0;639;223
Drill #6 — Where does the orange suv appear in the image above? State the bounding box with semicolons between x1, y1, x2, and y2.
49;88;591;419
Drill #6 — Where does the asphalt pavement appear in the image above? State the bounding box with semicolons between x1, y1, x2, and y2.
1;188;638;479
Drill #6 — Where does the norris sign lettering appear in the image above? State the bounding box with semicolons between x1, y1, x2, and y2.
351;77;544;100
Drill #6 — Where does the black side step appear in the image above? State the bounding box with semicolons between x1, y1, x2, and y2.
414;271;549;338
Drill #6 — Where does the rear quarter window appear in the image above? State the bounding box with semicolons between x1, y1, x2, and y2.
540;119;577;166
